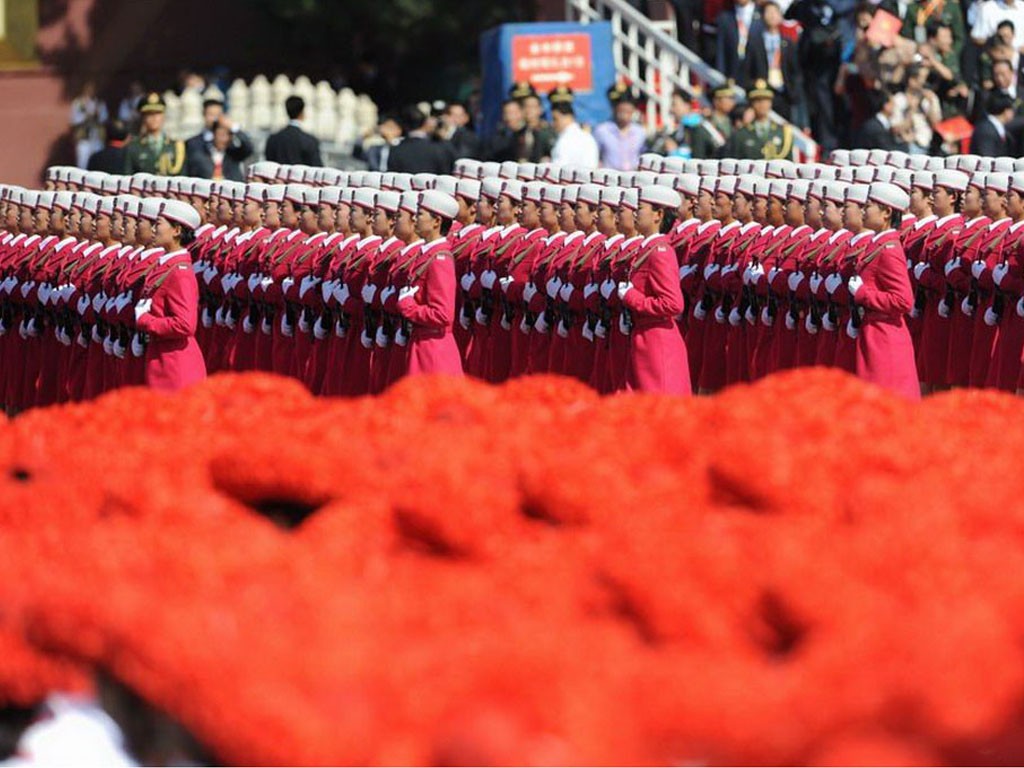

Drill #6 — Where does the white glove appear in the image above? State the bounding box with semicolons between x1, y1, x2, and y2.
260;276;274;291
375;326;388;347
361;283;377;304
248;273;262;292
38;284;52;305
243;313;255;334
203;266;217;285
534;312;550;334
594;320;607;338
1018;297;1024;317
728;307;741;326
500;313;512;331
280;312;294;337
848;275;863;298
600;278;616;299
618;312;631;335
545;276;562;298
742;264;754;285
215;306;225;326
519;315;531;335
714;306;726;324
825;273;842;295
760;307;773;327
804;313;818;335
395;326;409;346
460;272;476;291
131;333;145;357
768;266;782;283
77;295;90;315
225;308;238;330
994;262;1010;286
617;281;633;301
475;307;488;326
722;263;738;275
360;329;373;348
91;291;105;312
971;260;986;279
299;275;320;299
76;330;88;349
281;276;295;293
822;313;837;332
809;273;823;293
745;306;756;325
961;295;974;316
582;321;595;341
703;262;720;280
321;279;336;303
333;318;345;338
262;317;274;335
985;306;1000;326
749;263;765;284
559;283;574;302
787;272;804;291
201;307;213;328
680;263;697;280
312;315;327;339
332;282;350;306
91;325;102;344
938;299;951;318
499;276;515;294
113;339;126;359
913;262;929;281
693;302;707;321
102;334;113;356
134;298;152;321
220;274;233;292
399;285;420;302
785;311;797;331
380;285;397;305
944;256;961;277
583;282;599;299
556;319;569;338
524;280;543;303
846;318;859;339
480;269;497;289
297;309;310;333
459;309;471;330
62;284;77;301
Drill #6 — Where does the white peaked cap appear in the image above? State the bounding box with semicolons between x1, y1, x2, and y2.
638;185;682;209
868;181;910;212
845;184;871;205
419;189;459;219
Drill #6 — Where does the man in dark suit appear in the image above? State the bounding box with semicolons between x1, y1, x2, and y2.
970;93;1016;156
87;119;129;174
362;114;403;172
184;118;254;181
744;1;806;126
264;96;323;166
856;88;909;151
387;105;454;174
716;0;764;86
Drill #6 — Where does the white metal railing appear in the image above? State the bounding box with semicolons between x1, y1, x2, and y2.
566;0;819;160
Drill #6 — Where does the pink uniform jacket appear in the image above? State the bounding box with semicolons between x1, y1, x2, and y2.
134;250;207;392
851;231;920;400
396;237;463;377
620;234;691;395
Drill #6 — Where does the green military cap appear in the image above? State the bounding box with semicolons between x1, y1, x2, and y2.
712;79;737;99
508;81;538;101
138;92;166;114
549;85;575;105
747;79;774;101
607;82;635;104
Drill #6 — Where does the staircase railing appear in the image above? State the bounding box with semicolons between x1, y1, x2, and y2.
565;0;819;161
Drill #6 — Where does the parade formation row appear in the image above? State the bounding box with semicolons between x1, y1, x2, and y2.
1;150;1021;413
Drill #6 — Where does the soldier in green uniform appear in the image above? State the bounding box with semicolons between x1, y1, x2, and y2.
124;92;186;176
690;82;737;159
726;79;794;160
901;0;965;58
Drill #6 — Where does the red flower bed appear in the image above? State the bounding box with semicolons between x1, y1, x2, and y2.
1;369;1024;764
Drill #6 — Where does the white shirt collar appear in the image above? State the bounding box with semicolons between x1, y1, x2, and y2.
851;230;873;244
158;249;185;264
988;113;1007;140
915;214;937;229
422;236;448;254
876;112;891;131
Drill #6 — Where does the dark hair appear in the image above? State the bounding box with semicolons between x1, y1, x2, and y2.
905;63;926;83
927;21;952;38
987;91;1015;115
179;225;196;247
729;104;748;125
285;96;305;120
867;87;893;115
211;118;232;134
998;19;1016;32
672;87;690;101
502;98;522;110
106;119;128;143
889;209;903;228
202;98;224;111
401;104;428;133
659;206;678;234
551;102;575;118
992;58;1015;73
762;0;781;11
855;1;876;15
439;216;453;236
